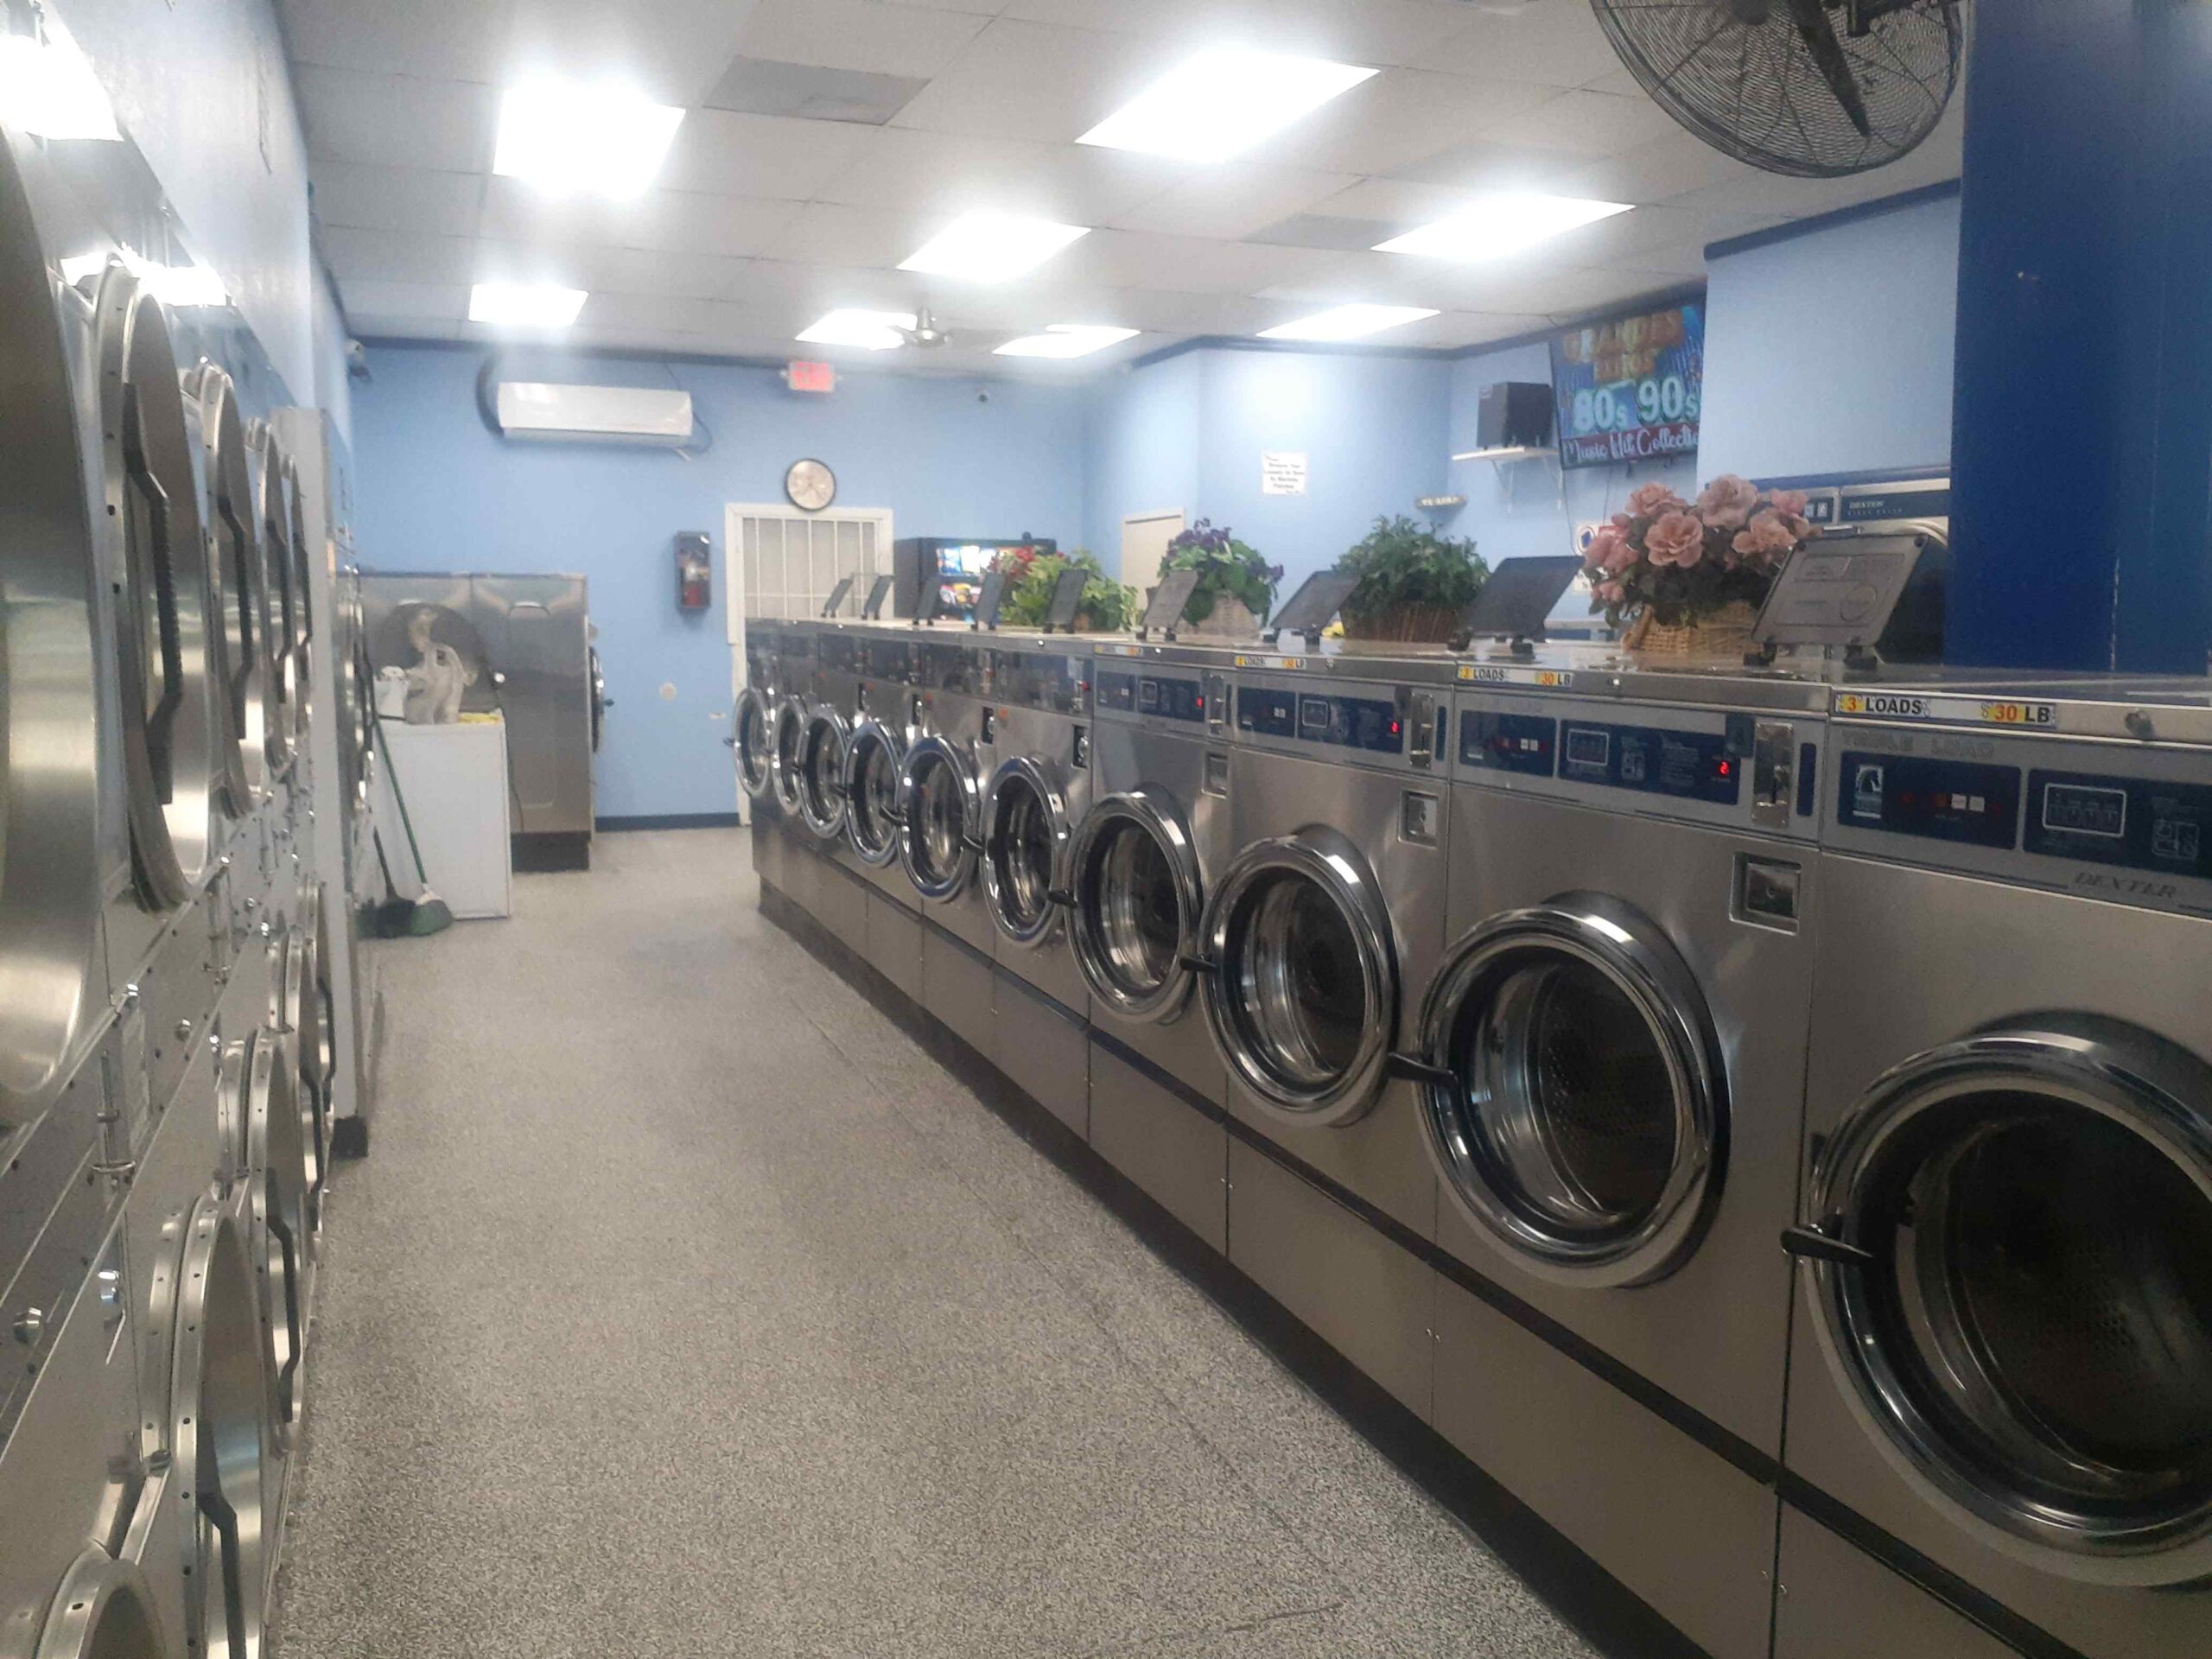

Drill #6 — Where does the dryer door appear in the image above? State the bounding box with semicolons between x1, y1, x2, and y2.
733;686;777;802
1200;828;1396;1125
768;697;809;817
1066;788;1203;1025
238;1027;310;1437
797;706;851;841
1416;893;1723;1288
1794;1019;2212;1586
32;1551;167;1659
981;756;1069;949
187;364;266;819
842;718;906;868
249;423;300;777
895;734;980;900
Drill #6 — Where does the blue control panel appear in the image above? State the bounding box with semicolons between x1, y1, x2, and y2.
1238;688;1402;754
1837;752;2020;848
2024;768;2212;879
1559;720;1744;805
1462;711;1558;776
1098;670;1208;723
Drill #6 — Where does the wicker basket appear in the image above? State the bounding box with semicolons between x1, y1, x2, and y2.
1626;601;1761;658
1341;604;1462;645
1181;594;1263;639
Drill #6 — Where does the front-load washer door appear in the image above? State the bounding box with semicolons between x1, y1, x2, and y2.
734;686;777;802
768;697;809;817
1067;788;1203;1025
1792;1017;2212;1586
1416;893;1724;1288
96;265;220;910
1200;827;1396;1125
982;756;1071;949
185;363;266;820
842;717;906;868
249;422;300;778
895;734;980;900
797;706;852;841
33;1550;167;1659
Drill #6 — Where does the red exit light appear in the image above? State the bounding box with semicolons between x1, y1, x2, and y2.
785;359;836;394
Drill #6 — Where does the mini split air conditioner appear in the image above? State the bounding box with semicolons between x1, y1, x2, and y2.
493;380;695;445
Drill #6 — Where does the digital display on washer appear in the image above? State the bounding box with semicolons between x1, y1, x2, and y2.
2024;768;2212;879
1107;672;1206;722
1461;710;1558;776
1560;720;1741;804
1837;752;2020;848
863;639;912;682
1237;688;1400;753
1096;670;1137;712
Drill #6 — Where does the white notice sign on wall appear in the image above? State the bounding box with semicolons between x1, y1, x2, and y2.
1262;452;1309;496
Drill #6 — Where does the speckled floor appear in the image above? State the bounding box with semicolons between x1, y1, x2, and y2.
270;829;1600;1659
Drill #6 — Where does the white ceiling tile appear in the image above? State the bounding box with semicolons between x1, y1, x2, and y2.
1548;131;1761;206
279;0;513;83
578;292;724;335
1306;178;1467;228
311;162;485;237
1471;87;1687;159
889;19;1174;143
721;259;917;313
1001;0;1471;67
1266;69;1558;176
659;111;879;200
737;0;991;77
337;279;472;321
1160;238;1346;295
766;203;925;269
353;316;463;341
321;227;480;285
477;176;806;259
470;236;622;289
1418;311;1552;349
296;67;499;173
505;1;764;105
1376;137;1610;194
1421;0;1624;89
1108;164;1360;240
1042;228;1197;289
817;128;1184;224
594;248;753;299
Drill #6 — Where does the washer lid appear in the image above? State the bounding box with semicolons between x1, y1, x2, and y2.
1067;787;1203;1025
1201;828;1396;1124
1794;1018;2212;1586
981;755;1071;949
1416;894;1724;1287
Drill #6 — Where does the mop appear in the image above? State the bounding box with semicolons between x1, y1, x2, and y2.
365;691;455;938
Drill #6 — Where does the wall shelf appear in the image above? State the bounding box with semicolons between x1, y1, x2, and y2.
1450;445;1554;465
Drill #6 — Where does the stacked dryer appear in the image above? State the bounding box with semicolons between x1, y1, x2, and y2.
0;124;338;1658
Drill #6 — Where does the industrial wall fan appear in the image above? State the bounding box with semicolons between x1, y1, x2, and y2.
1591;0;1964;178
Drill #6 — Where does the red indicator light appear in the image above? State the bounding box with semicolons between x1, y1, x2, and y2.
1194;696;1205;710
1390;721;1402;736
1717;760;1732;778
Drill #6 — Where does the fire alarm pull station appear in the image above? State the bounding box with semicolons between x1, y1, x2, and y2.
677;531;711;611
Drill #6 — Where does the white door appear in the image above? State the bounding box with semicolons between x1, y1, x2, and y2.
723;503;893;699
1120;511;1185;598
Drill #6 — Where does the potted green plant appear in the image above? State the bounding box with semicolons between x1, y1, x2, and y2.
990;546;1138;633
1160;520;1280;639
1337;515;1488;645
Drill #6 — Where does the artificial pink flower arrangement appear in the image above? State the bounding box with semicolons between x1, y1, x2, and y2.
1582;474;1820;630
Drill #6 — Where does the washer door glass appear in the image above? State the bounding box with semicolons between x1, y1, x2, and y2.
844;724;902;865
1069;792;1200;1022
899;741;977;899
769;701;806;812
983;762;1065;945
1804;1024;2212;1583
1419;898;1720;1287
1204;835;1393;1119
798;713;849;838
734;690;774;798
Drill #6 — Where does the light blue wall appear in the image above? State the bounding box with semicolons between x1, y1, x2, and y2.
1082;353;1202;562
61;0;320;405
351;344;1087;820
1700;193;1960;481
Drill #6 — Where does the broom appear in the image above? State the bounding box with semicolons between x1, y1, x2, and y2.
365;670;455;938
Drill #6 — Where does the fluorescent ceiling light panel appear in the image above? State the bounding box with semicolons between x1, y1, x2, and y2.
469;282;588;327
493;84;684;198
1077;48;1376;163
1375;194;1633;261
796;309;917;351
1259;304;1439;342
899;213;1090;283
0;18;120;141
994;325;1140;359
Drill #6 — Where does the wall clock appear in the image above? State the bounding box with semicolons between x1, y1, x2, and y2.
785;458;836;512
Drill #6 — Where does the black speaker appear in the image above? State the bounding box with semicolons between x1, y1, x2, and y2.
1478;381;1554;451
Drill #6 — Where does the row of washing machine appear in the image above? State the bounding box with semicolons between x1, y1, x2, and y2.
741;617;2212;1659
0;124;366;1659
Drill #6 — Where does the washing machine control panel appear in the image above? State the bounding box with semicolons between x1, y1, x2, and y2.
862;639;915;684
1230;673;1447;773
1825;719;2212;915
1095;668;1214;727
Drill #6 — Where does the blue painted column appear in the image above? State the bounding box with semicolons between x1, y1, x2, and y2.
1948;0;2212;672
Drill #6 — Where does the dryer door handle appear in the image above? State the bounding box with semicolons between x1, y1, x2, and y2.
1046;888;1075;909
1384;1052;1458;1090
1781;1219;1877;1270
1177;951;1217;976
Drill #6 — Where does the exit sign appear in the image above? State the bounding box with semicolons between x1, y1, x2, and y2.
785;359;836;394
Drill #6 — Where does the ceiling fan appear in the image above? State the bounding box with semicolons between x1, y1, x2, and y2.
896;305;951;349
1590;0;1964;178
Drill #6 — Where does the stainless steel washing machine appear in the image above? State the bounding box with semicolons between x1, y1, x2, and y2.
797;623;868;954
976;634;1095;1134
1065;644;1237;1249
737;622;806;903
840;626;926;1003
1777;680;2212;1659
1406;657;1829;1659
897;632;998;1058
